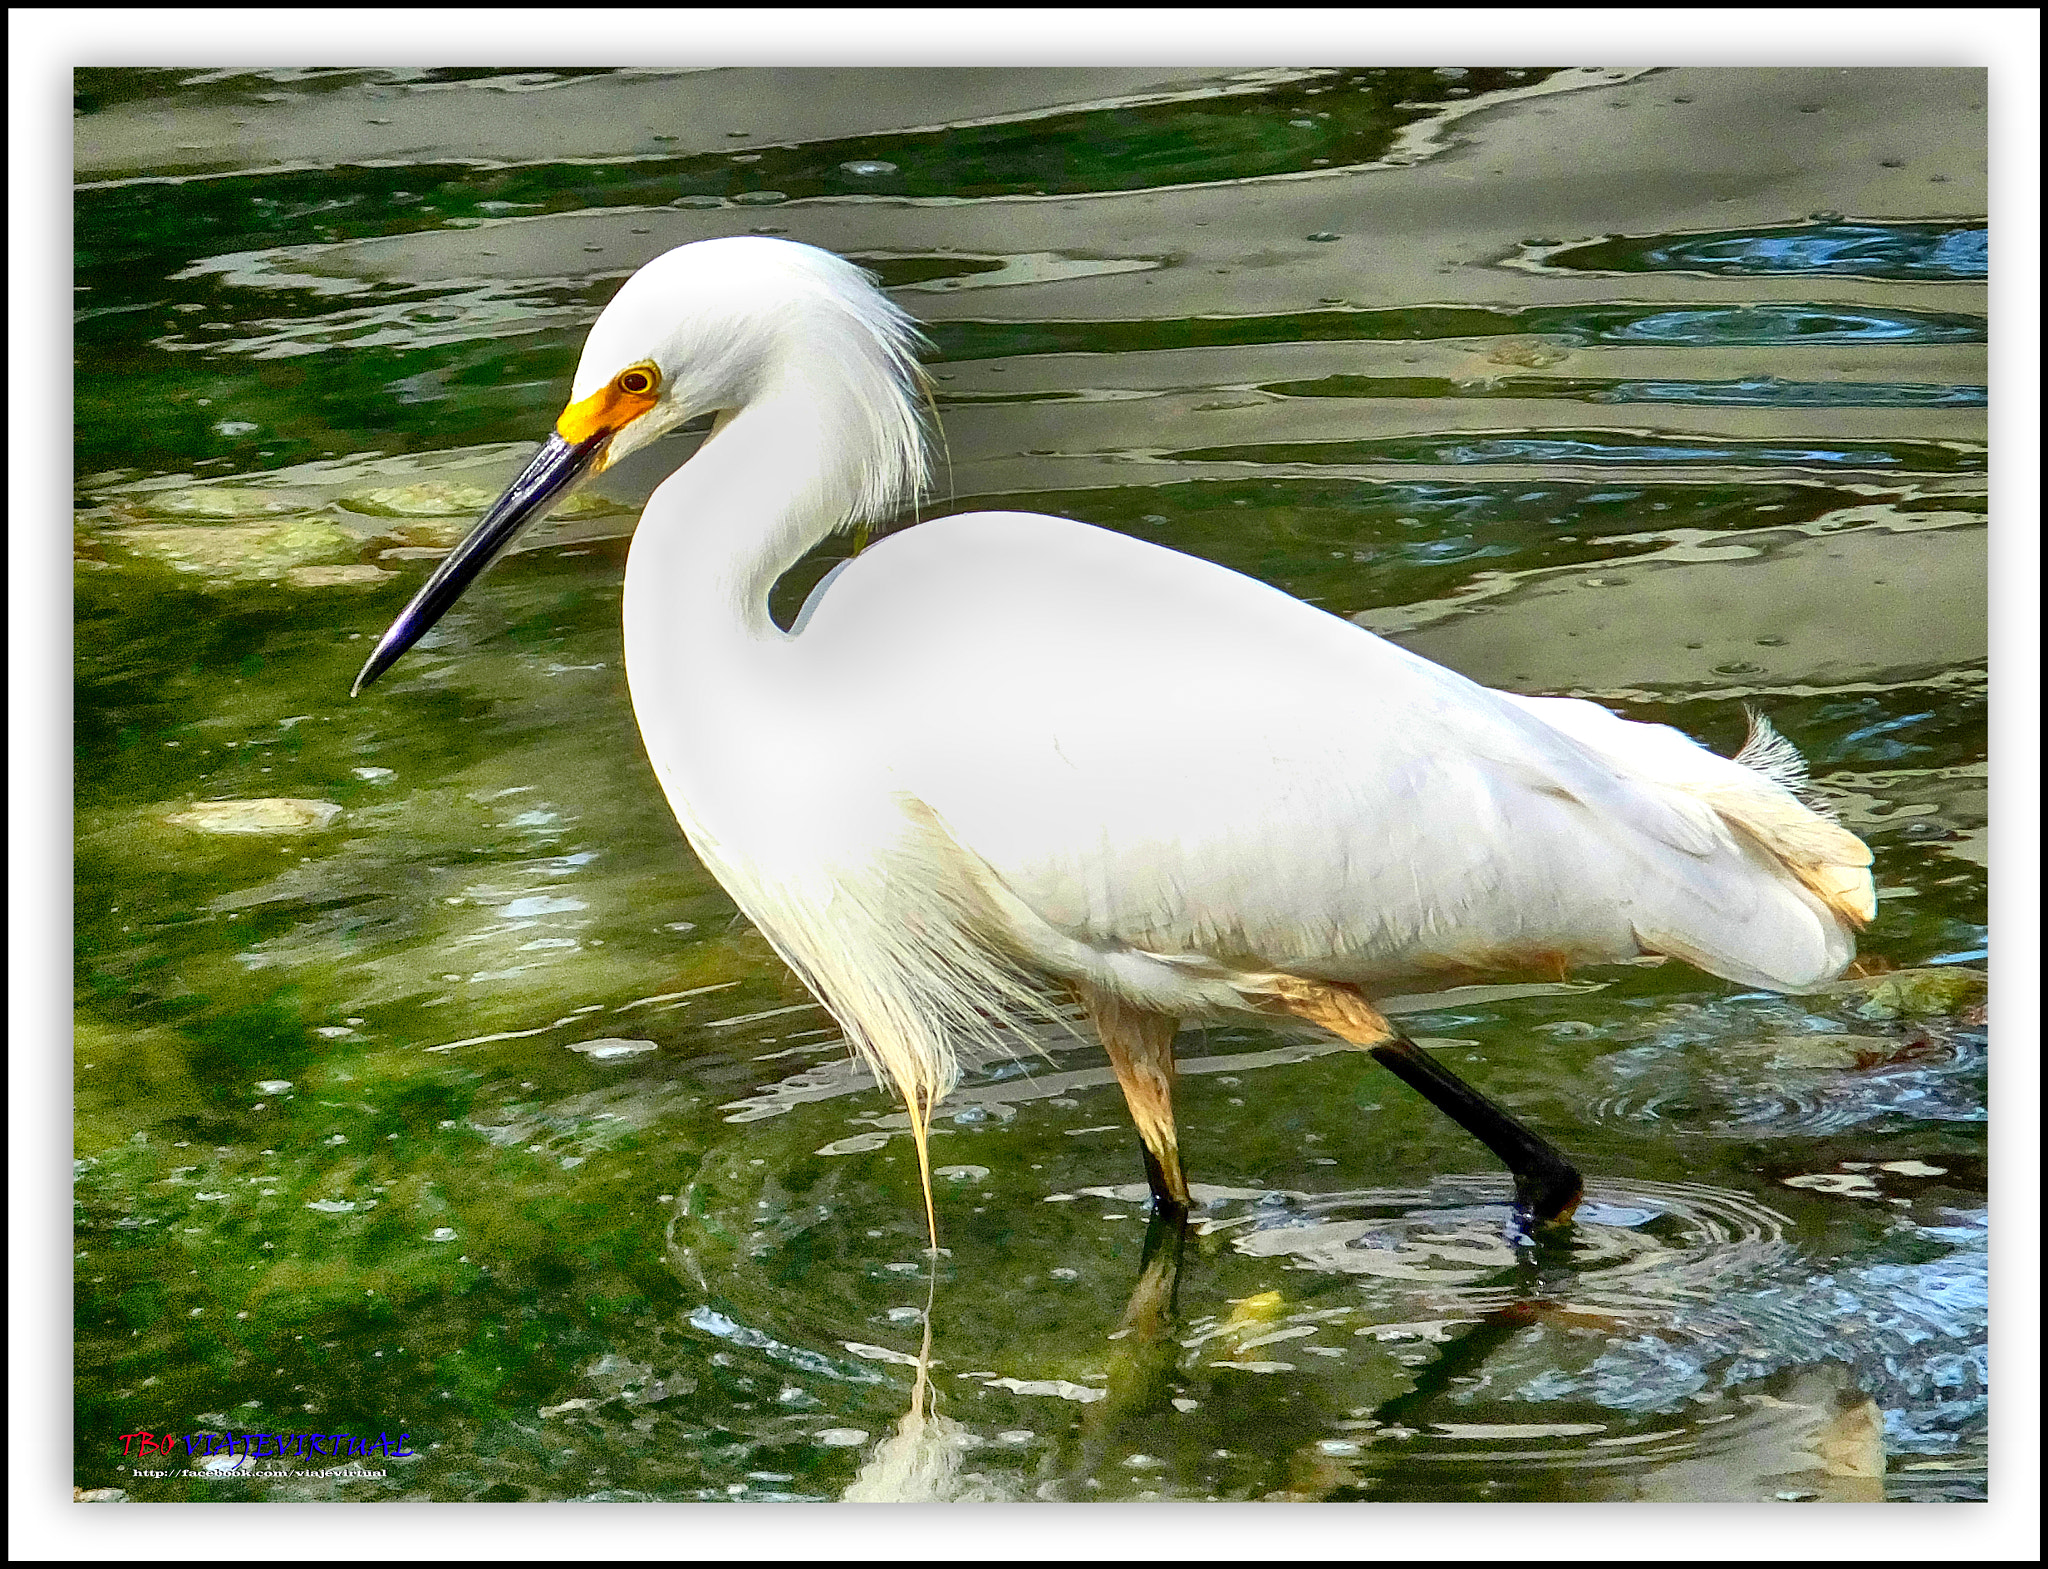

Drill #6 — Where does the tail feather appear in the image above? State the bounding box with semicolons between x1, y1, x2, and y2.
1503;694;1878;973
1698;786;1876;928
1721;710;1875;927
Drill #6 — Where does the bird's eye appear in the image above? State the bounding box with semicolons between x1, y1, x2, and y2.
617;367;657;396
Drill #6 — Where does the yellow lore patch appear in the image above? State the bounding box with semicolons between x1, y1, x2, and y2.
556;363;661;449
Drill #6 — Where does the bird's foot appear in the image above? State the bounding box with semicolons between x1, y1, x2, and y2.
1508;1160;1584;1249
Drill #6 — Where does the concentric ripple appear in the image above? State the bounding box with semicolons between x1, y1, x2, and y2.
1589;1022;1988;1137
1204;1171;1794;1315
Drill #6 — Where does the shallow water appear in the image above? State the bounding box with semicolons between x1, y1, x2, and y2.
74;66;1986;1502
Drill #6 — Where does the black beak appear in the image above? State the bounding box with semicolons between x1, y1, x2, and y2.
351;430;608;696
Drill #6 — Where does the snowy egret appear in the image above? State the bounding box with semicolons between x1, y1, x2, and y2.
355;237;1875;1233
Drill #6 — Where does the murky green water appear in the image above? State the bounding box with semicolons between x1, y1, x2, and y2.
75;66;1987;1503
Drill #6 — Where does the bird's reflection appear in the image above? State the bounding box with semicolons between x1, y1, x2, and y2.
1060;1209;1190;1492
843;1199;1589;1501
844;1208;1191;1502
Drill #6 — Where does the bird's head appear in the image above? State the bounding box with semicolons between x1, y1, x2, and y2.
566;237;891;469
350;237;911;696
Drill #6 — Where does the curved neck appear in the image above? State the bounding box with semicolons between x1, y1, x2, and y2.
642;381;851;641
626;322;923;644
622;363;913;848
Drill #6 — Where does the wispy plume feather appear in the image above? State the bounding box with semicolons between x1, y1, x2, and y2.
1735;706;1834;816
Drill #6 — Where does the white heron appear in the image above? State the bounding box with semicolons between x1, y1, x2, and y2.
355;236;1876;1235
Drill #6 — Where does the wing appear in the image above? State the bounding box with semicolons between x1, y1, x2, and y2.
795;513;1856;993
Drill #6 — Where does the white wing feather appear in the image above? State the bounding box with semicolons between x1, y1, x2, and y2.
794;515;1863;1002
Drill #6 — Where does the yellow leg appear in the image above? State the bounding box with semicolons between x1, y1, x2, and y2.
1247;973;1401;1046
1076;985;1190;1215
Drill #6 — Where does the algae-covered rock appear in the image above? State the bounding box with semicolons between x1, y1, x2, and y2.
1823;967;1987;1020
119;519;361;581
1759;1033;1914;1071
286;563;395;588
164;799;344;834
554;489;630;517
373;517;473;548
339;479;627;522
129;486;317;519
336;480;498;518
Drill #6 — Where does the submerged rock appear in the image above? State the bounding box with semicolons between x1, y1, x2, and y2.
164;799;344;834
1486;338;1572;369
565;1038;660;1062
118;520;361;581
1823;967;1987;1020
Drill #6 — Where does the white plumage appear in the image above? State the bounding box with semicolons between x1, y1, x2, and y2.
359;236;1875;1202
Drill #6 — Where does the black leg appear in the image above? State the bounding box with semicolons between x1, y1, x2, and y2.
1368;1035;1583;1227
1133;1200;1189;1296
1139;1142;1191;1227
